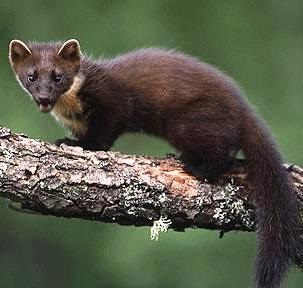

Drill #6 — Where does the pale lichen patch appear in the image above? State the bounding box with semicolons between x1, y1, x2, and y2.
158;193;167;203
0;162;8;178
150;216;172;241
213;189;228;201
195;185;213;205
212;181;254;229
2;149;14;160
213;207;228;223
122;183;149;207
224;182;240;194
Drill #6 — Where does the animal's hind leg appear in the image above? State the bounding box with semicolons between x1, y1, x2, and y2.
169;107;241;182
180;150;234;182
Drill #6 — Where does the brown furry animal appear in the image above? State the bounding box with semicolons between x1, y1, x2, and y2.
9;39;300;288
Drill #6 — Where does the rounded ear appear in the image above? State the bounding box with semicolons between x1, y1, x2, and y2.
9;39;31;65
58;39;81;62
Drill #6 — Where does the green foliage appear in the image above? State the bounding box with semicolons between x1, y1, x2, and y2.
0;1;302;287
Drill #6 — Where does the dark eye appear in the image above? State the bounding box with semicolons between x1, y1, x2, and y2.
27;74;37;83
53;75;62;83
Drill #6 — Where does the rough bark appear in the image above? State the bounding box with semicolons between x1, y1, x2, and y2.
0;126;303;266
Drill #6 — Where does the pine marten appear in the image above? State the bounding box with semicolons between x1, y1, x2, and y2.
9;39;300;288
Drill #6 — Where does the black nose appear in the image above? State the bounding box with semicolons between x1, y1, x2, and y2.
37;95;51;105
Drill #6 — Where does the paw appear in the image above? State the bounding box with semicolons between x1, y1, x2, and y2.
54;137;81;147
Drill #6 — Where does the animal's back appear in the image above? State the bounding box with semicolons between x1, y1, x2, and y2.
103;48;247;141
105;48;243;108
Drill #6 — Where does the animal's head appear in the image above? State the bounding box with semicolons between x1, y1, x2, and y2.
9;39;81;112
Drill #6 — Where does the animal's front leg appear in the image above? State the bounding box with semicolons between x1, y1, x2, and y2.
76;122;121;151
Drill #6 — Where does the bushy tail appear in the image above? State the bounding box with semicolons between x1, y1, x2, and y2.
242;113;300;288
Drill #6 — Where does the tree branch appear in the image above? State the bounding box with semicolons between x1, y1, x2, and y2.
0;126;302;266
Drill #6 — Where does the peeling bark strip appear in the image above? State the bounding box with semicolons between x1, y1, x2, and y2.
0;126;303;265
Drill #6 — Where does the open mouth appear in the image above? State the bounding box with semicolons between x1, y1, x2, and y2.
38;103;54;113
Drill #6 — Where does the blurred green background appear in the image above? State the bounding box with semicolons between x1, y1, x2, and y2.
0;1;303;287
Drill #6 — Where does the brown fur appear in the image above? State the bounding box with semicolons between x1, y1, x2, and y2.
51;75;87;137
9;40;300;288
